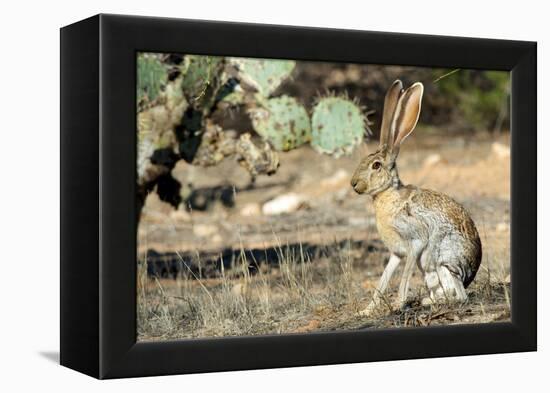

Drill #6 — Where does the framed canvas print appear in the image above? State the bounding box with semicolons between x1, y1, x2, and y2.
60;14;536;379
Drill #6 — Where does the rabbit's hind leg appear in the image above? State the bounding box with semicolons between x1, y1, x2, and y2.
421;265;467;306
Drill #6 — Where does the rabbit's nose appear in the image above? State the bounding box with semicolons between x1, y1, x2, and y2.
351;178;358;187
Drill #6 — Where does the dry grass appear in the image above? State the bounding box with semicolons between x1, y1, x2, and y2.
137;230;510;341
138;238;372;340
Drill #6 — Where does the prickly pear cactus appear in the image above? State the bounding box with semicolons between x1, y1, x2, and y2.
311;97;366;158
137;53;169;108
180;55;225;110
136;51;371;219
229;58;295;96
249;95;311;151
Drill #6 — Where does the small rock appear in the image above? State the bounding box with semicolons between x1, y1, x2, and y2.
262;193;306;215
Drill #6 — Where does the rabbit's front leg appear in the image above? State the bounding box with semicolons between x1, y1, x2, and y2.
397;252;420;308
359;253;401;316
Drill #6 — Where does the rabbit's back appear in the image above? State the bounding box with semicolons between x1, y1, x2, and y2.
411;189;478;239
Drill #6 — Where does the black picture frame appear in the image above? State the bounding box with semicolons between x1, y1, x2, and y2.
60;14;537;379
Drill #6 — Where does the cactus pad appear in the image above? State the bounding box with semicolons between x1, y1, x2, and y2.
137;53;168;107
311;97;365;157
180;55;225;107
229;58;295;96
249;95;311;151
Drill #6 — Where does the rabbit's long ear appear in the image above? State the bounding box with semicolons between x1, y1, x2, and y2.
390;82;423;154
379;80;403;148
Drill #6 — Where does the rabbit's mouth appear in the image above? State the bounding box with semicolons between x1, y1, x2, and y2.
351;179;368;194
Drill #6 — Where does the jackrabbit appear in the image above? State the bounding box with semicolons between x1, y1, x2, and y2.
350;80;482;316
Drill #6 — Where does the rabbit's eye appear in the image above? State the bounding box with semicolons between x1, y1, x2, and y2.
372;161;381;170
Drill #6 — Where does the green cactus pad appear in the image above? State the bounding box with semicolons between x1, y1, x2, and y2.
249;95;311;151
180;55;225;107
229;58;295;96
311;97;365;157
137;54;168;106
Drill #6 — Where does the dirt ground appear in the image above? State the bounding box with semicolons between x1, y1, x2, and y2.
137;130;511;341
